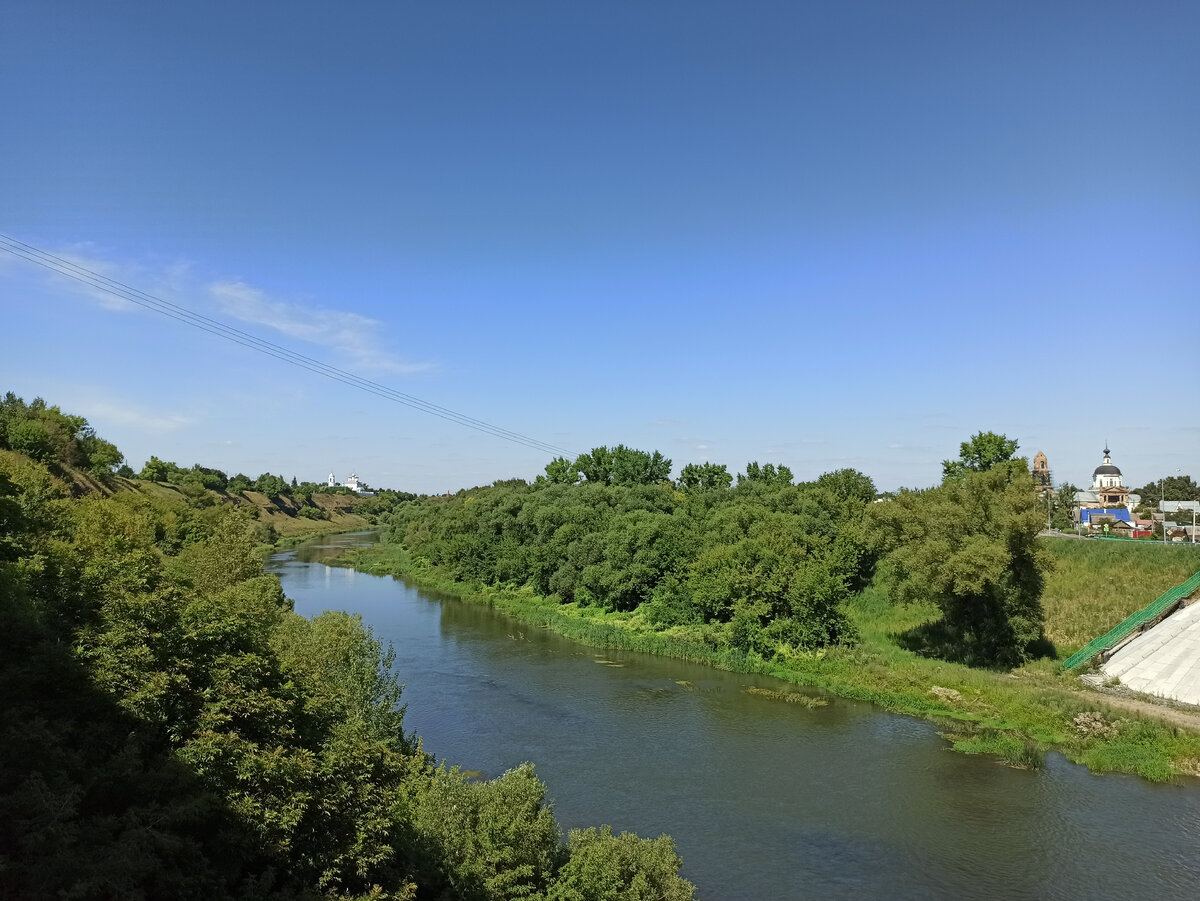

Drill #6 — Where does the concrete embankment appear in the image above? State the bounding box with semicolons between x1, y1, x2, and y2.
1102;601;1200;706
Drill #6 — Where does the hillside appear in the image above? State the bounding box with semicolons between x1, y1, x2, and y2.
36;456;377;542
127;478;376;541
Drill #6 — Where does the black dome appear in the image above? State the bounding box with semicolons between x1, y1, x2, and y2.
1094;464;1121;476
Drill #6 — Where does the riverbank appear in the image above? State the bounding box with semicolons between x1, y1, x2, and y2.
273;526;376;548
331;543;1200;782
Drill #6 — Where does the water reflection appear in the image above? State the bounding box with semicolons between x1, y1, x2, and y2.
269;533;1200;901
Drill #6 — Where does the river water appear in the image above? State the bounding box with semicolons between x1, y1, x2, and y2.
268;533;1200;901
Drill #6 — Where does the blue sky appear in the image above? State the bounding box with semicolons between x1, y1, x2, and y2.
2;1;1197;494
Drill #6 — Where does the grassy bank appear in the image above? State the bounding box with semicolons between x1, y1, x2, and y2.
333;542;1200;782
1039;538;1200;652
126;478;376;542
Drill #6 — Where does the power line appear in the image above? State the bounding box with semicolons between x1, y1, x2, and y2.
0;234;578;459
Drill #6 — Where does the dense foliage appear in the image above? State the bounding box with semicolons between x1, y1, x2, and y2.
380;437;1051;671
1134;474;1199;504
0;419;693;898
869;447;1050;667
381;453;876;656
0;391;124;476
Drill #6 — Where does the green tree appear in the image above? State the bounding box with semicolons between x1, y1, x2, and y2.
575;446;617;484
1051;482;1078;530
1134;474;1198;503
686;531;855;652
139;455;174;481
253;472;288;497
941;431;1019;482
576;510;695;612
170;512;265;592
82;436;124;475
576;446;671;487
6;418;55;462
227;472;252;494
815;468;876;504
186;464;228;491
868;459;1049;667
542;456;581;485
549;827;694;901
677;462;732;492
412;763;563;901
738;461;793;486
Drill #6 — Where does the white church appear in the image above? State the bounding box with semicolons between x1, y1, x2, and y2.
328;471;369;494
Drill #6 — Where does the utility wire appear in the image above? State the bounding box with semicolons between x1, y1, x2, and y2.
0;234;578;459
3;234;574;454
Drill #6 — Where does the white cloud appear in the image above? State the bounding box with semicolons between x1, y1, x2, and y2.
672;436;715;453
209;281;431;374
46;247;142;312
12;241;432;376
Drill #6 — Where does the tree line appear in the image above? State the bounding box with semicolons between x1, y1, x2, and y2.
384;451;875;656
137;455;397;502
383;432;1051;668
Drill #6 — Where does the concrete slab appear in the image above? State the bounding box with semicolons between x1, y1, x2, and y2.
1101;602;1200;707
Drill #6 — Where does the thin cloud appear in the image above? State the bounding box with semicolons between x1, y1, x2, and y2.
19;243;431;376
673;436;714;453
85;399;197;434
209;281;432;375
48;246;147;312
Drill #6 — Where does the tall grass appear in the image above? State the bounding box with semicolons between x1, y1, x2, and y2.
1039;538;1200;653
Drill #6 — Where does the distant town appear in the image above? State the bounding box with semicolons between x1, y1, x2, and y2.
1038;447;1198;542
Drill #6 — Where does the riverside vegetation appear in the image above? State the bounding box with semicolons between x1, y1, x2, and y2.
0;393;696;901
338;440;1200;782
5;393;1200;899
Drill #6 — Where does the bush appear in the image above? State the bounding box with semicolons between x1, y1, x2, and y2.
549;826;694;901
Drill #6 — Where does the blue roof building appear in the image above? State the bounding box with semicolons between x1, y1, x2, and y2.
1080;508;1132;524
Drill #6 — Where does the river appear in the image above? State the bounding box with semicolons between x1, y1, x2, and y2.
268;532;1200;900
